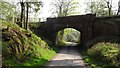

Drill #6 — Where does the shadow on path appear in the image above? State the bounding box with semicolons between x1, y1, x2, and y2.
45;43;90;68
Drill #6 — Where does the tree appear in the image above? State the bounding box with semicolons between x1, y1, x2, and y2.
0;1;16;21
50;0;79;17
51;0;79;43
85;0;113;16
105;0;113;16
63;28;80;42
20;0;25;27
20;0;42;30
117;0;120;15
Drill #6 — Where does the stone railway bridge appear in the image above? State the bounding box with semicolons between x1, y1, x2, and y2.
38;14;120;49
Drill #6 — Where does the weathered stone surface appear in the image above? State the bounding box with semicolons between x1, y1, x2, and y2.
38;14;120;48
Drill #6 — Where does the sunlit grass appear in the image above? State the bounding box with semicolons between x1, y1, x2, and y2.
82;42;120;68
1;20;57;66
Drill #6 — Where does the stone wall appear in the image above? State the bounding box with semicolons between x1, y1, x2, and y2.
93;16;120;38
38;14;120;48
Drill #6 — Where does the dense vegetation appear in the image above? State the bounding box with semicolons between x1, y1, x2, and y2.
1;20;57;66
83;42;120;68
56;28;80;46
1;0;120;67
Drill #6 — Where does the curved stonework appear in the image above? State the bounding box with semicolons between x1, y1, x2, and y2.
38;14;120;48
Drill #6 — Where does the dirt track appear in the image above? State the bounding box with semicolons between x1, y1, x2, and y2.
45;43;89;68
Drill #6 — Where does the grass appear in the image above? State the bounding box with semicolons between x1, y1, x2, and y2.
1;20;58;67
81;42;120;68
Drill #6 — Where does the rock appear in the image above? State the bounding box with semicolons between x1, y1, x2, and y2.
2;35;11;41
25;33;31;37
2;27;9;32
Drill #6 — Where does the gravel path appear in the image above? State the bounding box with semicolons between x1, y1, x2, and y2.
45;43;89;68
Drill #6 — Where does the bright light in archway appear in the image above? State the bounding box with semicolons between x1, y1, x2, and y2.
56;28;81;46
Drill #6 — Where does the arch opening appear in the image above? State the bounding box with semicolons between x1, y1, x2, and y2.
56;28;81;46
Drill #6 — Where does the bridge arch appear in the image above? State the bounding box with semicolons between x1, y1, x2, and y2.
55;27;81;46
45;14;95;48
38;14;120;49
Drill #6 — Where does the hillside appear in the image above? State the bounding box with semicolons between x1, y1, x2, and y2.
1;20;57;66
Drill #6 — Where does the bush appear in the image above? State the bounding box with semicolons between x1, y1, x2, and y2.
87;42;120;67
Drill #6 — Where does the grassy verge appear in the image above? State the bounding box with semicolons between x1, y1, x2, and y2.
1;20;58;67
81;42;120;68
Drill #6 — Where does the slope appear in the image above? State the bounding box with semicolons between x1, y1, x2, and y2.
1;20;57;66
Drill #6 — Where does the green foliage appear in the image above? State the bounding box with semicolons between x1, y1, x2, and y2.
63;33;76;42
86;0;113;16
86;42;120;67
50;0;80;17
63;28;80;42
29;23;40;29
1;20;57;66
27;0;42;13
0;1;16;20
56;28;80;45
57;40;67;46
56;28;80;46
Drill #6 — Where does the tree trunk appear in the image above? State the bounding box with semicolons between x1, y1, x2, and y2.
23;4;26;29
20;2;24;27
59;30;64;41
106;1;112;16
26;3;29;30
